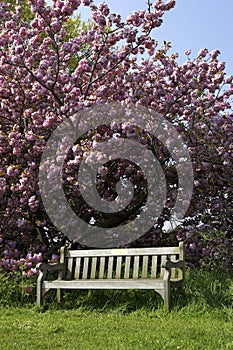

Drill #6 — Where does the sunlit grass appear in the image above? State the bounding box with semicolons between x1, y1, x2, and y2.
0;268;232;350
0;305;232;350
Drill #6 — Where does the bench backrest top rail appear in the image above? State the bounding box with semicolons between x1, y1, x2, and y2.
65;245;183;258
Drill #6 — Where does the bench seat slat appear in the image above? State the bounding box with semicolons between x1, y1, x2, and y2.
43;279;165;290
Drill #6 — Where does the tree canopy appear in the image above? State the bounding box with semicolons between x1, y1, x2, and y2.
0;0;232;273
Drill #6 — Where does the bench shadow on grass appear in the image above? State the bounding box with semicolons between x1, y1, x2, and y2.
43;289;164;313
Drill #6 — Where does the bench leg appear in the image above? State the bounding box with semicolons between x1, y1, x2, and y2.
57;289;62;303
164;282;171;311
37;277;43;306
37;281;50;306
37;288;42;306
155;285;170;311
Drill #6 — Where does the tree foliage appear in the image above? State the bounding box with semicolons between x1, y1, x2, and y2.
0;0;232;273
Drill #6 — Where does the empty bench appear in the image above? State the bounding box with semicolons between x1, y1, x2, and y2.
36;242;185;310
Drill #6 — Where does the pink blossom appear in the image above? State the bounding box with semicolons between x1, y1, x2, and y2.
198;48;208;58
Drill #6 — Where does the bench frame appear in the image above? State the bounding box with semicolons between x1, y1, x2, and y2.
37;242;185;310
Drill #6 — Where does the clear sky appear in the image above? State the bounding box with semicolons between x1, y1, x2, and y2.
47;0;233;76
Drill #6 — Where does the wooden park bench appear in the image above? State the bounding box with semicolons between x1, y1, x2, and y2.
36;242;185;310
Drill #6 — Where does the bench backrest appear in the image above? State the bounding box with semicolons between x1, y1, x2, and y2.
59;243;184;281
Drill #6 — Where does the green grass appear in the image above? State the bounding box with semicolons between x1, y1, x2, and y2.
0;306;232;350
0;268;232;350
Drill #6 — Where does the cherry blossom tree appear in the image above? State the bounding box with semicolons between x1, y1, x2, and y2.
0;0;232;273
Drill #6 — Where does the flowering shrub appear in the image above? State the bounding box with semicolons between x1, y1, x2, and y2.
0;0;232;272
0;240;59;274
0;268;37;305
0;240;59;302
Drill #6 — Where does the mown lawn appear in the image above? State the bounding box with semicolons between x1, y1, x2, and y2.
0;305;232;350
0;308;233;350
0;269;232;350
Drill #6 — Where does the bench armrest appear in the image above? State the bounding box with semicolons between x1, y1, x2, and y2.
162;260;185;270
36;262;64;271
162;259;185;285
36;262;64;281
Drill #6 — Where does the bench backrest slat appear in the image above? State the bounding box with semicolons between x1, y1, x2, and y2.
160;255;166;276
142;256;148;278
66;258;73;280
74;257;81;279
116;257;122;279
99;257;105;278
171;255;177;278
124;256;131;279
107;256;114;279
151;256;158;279
82;257;89;279
90;257;97;279
178;243;184;279
133;256;140;279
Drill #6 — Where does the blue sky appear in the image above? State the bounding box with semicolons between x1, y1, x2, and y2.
47;0;233;76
